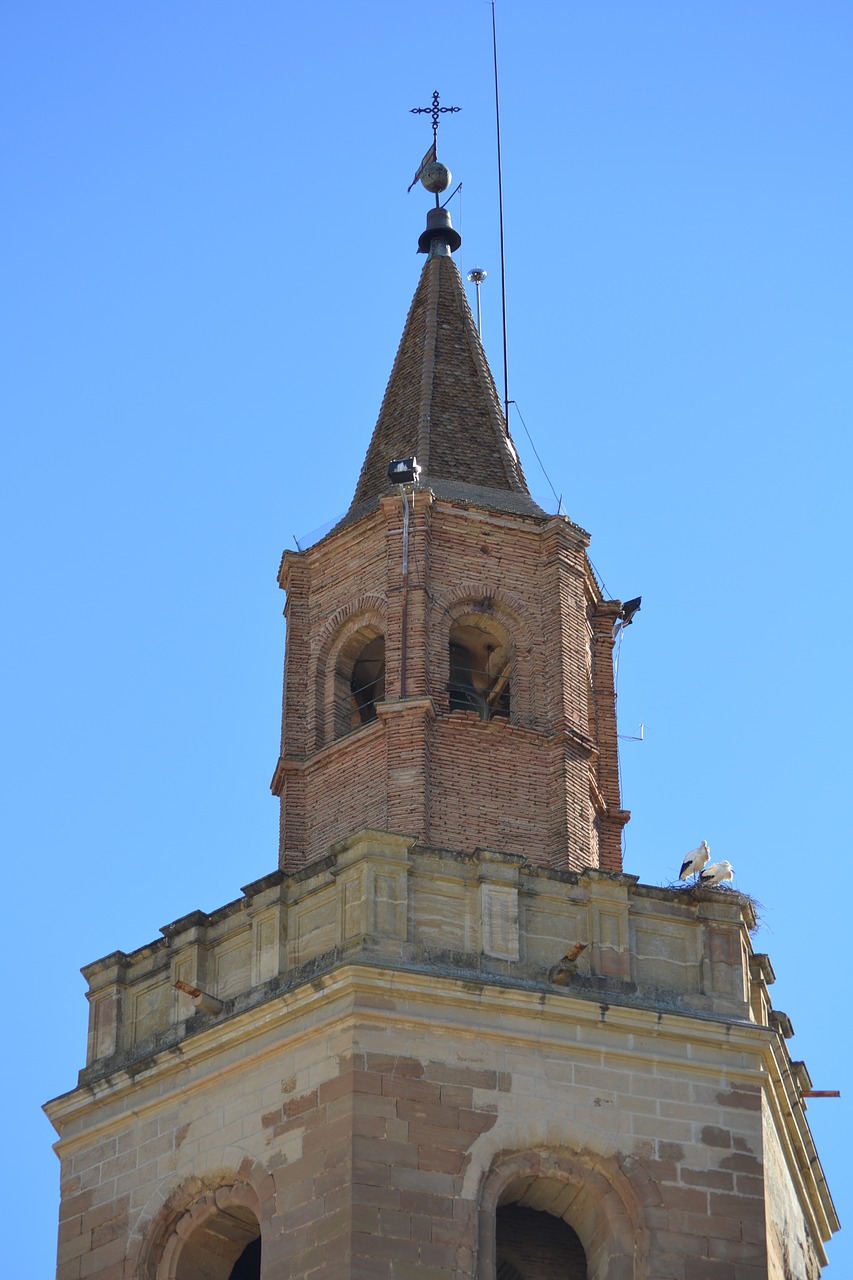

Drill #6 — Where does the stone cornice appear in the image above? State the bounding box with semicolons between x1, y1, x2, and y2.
45;958;769;1133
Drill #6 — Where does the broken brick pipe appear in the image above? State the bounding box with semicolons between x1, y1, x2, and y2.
174;979;223;1015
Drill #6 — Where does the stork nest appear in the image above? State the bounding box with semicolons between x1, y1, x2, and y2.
665;880;765;935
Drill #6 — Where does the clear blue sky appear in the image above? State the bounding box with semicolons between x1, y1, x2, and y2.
2;2;850;1273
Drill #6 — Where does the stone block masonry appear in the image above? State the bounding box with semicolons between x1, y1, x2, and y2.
45;833;836;1276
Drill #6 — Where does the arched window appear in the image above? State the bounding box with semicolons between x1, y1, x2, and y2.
334;624;386;736
229;1235;261;1280
448;615;510;720
350;634;385;726
479;1153;639;1280
496;1204;587;1279
168;1203;260;1280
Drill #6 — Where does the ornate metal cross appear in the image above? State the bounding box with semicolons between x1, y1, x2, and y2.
410;90;461;147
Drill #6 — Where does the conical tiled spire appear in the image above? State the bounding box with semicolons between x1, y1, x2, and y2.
348;252;542;518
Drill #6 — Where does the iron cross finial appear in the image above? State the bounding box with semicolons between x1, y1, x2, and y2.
410;90;461;148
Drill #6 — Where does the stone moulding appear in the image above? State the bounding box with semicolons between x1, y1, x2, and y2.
45;957;836;1274
60;831;782;1099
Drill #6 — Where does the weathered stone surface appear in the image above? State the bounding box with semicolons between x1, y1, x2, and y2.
68;840;783;1086
45;856;837;1275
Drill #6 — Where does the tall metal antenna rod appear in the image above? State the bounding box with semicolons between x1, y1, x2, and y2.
491;0;510;430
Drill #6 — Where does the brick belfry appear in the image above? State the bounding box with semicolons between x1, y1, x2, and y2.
45;136;837;1280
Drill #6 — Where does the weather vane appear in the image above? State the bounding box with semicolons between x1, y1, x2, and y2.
408;90;461;197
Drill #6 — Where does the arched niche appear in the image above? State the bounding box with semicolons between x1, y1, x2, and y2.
154;1191;262;1280
334;624;385;735
449;612;511;721
311;595;388;750
496;1202;587;1279
229;1235;261;1279
478;1150;647;1279
434;585;534;725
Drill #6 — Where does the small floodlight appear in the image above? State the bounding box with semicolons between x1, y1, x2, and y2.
387;457;421;485
467;267;487;335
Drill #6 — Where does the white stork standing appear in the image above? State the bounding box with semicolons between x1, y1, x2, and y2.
679;840;710;882
698;860;735;888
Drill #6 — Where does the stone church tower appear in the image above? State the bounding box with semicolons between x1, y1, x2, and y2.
46;165;837;1279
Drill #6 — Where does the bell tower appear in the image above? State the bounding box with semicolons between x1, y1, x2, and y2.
45;131;837;1280
272;187;627;876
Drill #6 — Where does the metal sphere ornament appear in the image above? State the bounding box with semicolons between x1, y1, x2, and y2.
420;161;451;194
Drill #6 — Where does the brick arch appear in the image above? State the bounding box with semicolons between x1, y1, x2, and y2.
475;1147;652;1280
433;582;534;725
436;581;530;626
128;1153;274;1280
313;594;388;748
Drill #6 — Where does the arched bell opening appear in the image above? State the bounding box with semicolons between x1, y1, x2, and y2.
495;1203;587;1279
478;1153;644;1280
168;1203;261;1280
448;615;511;720
351;634;386;726
229;1234;261;1280
333;624;386;736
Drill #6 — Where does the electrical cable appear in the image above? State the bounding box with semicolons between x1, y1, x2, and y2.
509;399;614;601
613;626;625;698
586;557;611;601
509;401;562;512
614;629;627;860
407;491;423;588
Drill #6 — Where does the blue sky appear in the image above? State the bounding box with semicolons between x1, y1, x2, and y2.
2;2;851;1273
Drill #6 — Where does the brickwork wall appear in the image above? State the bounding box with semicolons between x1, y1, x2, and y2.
548;738;599;873
591;601;628;870
283;723;389;869
537;523;591;734
282;511;390;755
428;718;564;864
422;510;546;726
275;496;625;873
